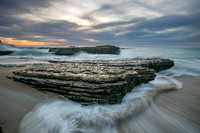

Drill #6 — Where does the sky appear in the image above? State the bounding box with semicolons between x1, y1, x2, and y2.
0;0;200;47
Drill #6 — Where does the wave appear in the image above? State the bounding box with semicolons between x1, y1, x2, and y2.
12;49;49;56
0;43;19;51
1;47;200;77
18;46;50;49
20;76;182;133
157;60;200;77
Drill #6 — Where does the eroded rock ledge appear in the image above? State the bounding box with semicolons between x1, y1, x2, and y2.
49;45;120;55
9;58;174;105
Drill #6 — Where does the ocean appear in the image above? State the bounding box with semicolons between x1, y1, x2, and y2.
1;46;200;77
0;46;200;133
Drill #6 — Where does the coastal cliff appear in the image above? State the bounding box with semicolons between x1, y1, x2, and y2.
49;45;120;55
9;58;174;105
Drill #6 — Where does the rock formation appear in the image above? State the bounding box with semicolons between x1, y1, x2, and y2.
0;40;15;55
0;51;13;55
49;45;120;55
9;58;174;105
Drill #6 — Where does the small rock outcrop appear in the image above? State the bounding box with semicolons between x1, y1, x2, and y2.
0;40;15;55
49;45;120;55
0;50;13;55
9;58;174;105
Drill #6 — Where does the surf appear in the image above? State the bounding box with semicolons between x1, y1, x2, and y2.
20;75;182;133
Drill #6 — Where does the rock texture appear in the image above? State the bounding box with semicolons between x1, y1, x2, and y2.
10;58;174;105
0;50;13;55
49;45;120;55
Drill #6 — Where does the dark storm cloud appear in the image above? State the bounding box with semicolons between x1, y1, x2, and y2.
112;13;200;44
86;12;200;44
0;0;52;15
0;20;83;41
0;0;54;35
29;21;79;34
91;11;200;32
0;15;25;27
0;0;200;46
134;13;200;31
94;3;125;14
0;0;98;44
1;13;199;45
29;21;116;43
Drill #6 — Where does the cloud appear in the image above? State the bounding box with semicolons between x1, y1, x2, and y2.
110;13;200;44
92;18;145;29
0;0;199;46
134;13;200;31
85;38;99;42
0;0;52;15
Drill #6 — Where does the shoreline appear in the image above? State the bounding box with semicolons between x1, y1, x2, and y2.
118;75;200;132
156;75;200;125
0;66;59;133
0;66;199;132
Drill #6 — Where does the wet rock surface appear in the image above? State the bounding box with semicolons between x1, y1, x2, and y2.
49;45;120;55
0;40;15;55
0;50;13;55
9;58;174;105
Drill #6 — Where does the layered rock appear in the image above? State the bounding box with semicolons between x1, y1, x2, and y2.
9;58;174;105
49;45;120;55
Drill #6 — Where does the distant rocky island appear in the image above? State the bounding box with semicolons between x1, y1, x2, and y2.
49;45;120;55
9;58;174;105
0;41;121;56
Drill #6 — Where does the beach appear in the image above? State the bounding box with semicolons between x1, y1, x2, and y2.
118;75;200;133
1;0;200;132
0;65;199;132
0;66;59;133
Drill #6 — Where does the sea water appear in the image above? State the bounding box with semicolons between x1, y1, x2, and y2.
0;46;200;133
1;46;200;76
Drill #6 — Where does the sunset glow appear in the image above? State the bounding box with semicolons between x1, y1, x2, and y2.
0;37;60;46
85;38;99;43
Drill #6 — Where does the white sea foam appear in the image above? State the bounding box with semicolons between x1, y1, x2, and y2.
20;75;182;133
0;43;19;51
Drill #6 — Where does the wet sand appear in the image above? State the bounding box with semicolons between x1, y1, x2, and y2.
118;75;200;132
0;66;200;132
0;66;59;133
156;76;200;125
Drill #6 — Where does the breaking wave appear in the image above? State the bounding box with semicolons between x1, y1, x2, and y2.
12;49;50;56
20;76;183;133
